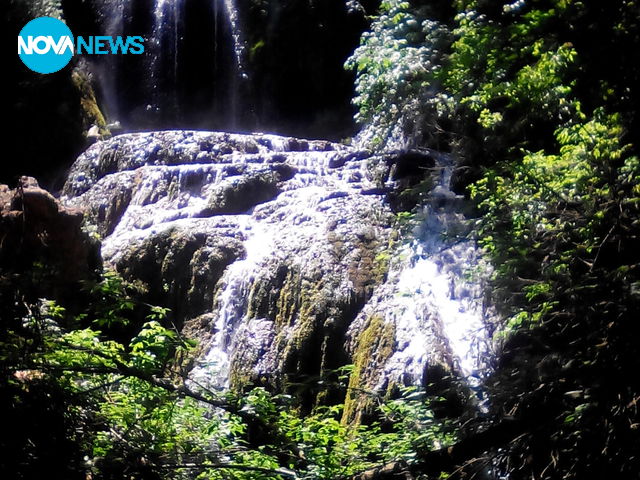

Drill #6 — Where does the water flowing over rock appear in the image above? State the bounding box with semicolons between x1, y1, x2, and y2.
342;154;493;420
62;131;492;406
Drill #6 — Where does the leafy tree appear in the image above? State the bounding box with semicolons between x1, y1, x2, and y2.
348;0;640;478
346;0;453;150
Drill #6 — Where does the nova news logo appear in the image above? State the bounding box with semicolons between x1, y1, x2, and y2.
18;16;145;74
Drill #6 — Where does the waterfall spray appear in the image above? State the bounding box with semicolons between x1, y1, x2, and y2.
93;0;128;122
221;0;248;128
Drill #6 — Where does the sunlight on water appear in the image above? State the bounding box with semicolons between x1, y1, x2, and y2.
396;246;488;377
351;156;492;390
191;219;275;389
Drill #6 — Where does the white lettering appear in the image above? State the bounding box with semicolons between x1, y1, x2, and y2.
18;36;31;54
17;35;74;55
33;36;50;54
52;36;74;55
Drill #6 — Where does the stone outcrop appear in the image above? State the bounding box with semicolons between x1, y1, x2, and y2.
0;177;100;301
62;132;394;392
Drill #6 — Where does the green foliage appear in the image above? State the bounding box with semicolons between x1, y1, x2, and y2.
439;4;640;476
2;265;456;479
85;270;136;329
346;0;452;149
231;386;454;479
436;4;583;165
470;109;637;329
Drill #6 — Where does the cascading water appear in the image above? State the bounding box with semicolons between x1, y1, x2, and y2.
62;130;493;400
88;0;248;129
190;219;276;389
221;0;249;128
345;153;493;396
146;0;249;126
416;157;492;379
222;0;246;72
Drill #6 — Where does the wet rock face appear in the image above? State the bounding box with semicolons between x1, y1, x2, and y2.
200;168;287;216
113;226;244;328
62;131;492;405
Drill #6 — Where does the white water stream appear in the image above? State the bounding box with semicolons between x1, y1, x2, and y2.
190;219;276;389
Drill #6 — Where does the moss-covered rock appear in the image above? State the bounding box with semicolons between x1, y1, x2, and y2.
342;314;396;424
227;216;394;409
71;67;110;138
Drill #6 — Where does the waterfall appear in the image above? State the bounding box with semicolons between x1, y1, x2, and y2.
190;219;276;389
87;0;248;129
92;0;129;122
393;156;490;380
146;0;247;126
222;0;246;75
149;0;182;118
62;131;493;399
346;153;492;395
